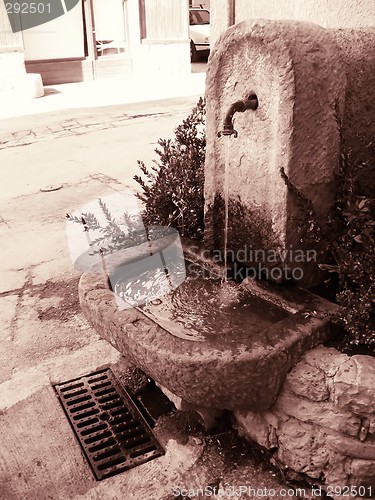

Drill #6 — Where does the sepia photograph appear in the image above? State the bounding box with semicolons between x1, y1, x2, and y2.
0;1;374;499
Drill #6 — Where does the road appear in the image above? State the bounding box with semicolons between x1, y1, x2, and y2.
0;98;200;199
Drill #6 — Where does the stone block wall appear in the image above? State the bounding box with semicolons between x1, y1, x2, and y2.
234;346;375;492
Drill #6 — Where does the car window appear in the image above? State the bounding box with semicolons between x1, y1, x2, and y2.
189;10;210;26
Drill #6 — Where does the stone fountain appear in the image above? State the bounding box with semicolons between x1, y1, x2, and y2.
78;19;343;411
76;19;375;492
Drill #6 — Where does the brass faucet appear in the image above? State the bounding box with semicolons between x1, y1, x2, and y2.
218;93;258;138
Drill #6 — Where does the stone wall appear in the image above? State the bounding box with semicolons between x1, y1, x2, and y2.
234;346;375;492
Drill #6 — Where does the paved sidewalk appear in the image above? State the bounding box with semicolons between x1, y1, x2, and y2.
0;98;195;150
0;71;206;149
0;71;206;121
0;112;131;150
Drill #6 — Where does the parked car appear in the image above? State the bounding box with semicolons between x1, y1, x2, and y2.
189;7;210;62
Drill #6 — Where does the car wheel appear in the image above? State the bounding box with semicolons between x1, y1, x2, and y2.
190;41;198;62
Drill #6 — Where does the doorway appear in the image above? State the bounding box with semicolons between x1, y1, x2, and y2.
23;0;131;84
84;0;131;78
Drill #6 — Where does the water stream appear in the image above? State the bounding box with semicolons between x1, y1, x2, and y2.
223;135;230;282
112;131;287;344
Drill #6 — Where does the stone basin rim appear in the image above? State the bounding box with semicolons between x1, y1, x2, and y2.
79;258;339;411
79;268;338;360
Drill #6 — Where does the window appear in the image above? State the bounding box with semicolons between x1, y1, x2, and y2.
140;0;188;40
189;10;210;26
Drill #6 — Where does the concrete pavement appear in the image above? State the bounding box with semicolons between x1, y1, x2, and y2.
0;97;203;199
0;97;204;150
0;69;207;121
0;89;300;499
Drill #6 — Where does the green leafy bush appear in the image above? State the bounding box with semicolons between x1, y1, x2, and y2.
134;97;206;239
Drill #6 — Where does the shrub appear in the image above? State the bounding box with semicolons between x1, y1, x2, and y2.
66;99;206;258
320;159;375;348
66;199;147;256
294;110;375;348
134;97;206;240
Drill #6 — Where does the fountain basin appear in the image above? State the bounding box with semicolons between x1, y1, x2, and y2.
79;243;338;411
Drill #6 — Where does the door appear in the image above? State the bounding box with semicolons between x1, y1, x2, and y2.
88;0;130;78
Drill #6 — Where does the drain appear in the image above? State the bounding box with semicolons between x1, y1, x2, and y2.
54;368;165;480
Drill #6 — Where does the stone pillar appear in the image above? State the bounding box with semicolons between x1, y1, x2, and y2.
204;20;346;287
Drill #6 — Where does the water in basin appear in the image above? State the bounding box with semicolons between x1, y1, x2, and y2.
114;261;289;345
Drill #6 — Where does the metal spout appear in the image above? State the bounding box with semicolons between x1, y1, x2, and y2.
218;94;258;138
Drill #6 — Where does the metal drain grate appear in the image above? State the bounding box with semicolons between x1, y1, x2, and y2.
54;368;165;480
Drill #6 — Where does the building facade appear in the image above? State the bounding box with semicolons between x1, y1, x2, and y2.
210;0;375;46
0;0;190;89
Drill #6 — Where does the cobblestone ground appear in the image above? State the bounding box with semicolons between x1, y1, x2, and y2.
0;110;169;150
